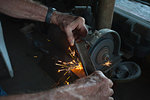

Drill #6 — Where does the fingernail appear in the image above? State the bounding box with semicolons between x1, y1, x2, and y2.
71;40;74;46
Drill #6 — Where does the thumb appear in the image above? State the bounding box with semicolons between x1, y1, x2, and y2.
65;28;75;46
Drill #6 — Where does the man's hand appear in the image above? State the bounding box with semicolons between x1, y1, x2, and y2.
0;0;87;46
52;71;114;100
0;71;113;100
51;11;88;46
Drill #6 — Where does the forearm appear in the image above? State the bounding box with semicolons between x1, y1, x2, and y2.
0;0;48;22
0;90;54;100
0;71;114;100
0;86;78;100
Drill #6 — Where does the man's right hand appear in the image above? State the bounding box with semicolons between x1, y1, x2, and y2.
52;71;114;100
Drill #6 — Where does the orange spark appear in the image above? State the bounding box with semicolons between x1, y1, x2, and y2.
56;46;86;85
102;61;112;67
58;70;61;73
65;81;70;85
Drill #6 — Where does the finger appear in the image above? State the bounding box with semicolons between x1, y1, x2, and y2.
92;71;113;87
65;28;74;46
108;89;114;97
73;31;82;42
76;17;88;37
99;87;114;97
78;24;88;37
73;29;79;40
70;17;88;37
91;71;107;79
108;79;113;88
109;97;114;100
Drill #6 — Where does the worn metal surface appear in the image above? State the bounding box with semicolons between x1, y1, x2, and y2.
75;42;96;75
96;0;116;29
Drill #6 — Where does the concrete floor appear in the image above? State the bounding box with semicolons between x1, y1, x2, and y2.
0;15;150;100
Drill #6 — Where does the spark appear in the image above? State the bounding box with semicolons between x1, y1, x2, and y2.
47;39;51;42
102;61;112;67
55;47;85;86
65;76;71;85
56;47;84;73
65;81;70;85
58;60;62;63
57;70;61;73
33;56;38;58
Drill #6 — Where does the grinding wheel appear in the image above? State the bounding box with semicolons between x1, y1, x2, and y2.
90;39;114;70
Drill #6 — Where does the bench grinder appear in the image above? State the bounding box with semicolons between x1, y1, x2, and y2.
76;28;141;82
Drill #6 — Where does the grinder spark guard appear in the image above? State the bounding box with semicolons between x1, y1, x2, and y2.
76;28;141;82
